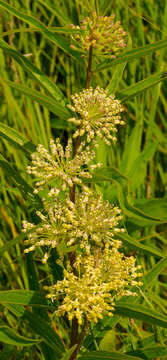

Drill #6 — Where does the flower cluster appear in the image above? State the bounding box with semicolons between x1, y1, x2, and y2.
23;192;124;259
70;13;127;57
27;138;99;195
68;87;124;145
23;37;142;324
46;244;142;324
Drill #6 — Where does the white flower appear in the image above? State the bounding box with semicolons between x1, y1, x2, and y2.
68;87;124;145
23;192;124;257
27;138;99;195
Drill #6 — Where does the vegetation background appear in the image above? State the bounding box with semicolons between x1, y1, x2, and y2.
1;0;167;359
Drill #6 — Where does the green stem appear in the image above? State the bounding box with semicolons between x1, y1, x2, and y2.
85;46;93;89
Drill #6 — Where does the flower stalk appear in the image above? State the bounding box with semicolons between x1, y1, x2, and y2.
69;45;94;353
23;11;142;360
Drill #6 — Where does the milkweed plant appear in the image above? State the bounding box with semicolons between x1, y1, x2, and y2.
20;9;143;360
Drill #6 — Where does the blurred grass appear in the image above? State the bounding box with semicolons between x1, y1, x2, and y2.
0;0;167;359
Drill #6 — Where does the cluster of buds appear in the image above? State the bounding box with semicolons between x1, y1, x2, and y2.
27;138;100;196
23;192;125;259
70;13;127;57
68;86;124;145
46;244;142;324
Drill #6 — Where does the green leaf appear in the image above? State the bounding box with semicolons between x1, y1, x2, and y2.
90;167;166;227
79;351;141;359
116;72;167;101
100;0;112;15
118;186;166;227
37;0;71;26
61;346;77;360
107;62;127;96
96;39;167;71
0;153;34;193
0;1;84;65
0;290;50;307
0;325;40;346
143;256;167;290
127;345;167;359
120;123;142;175
99;330;116;351
0;122;35;154
2;79;70;119
119;232;163;259
0;39;64;101
0;348;17;360
91;167;129;186
134;198;167;221
6;304;64;354
114;303;167;329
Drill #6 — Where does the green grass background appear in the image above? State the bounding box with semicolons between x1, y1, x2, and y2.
0;0;167;359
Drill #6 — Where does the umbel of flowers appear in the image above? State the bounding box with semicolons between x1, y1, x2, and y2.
23;83;142;325
46;244;141;324
26;137;99;196
23;192;125;260
70;12;127;57
68;87;124;145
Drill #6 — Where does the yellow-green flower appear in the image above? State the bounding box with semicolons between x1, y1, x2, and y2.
46;245;142;324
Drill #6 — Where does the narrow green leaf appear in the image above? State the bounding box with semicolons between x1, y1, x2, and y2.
61;346;77;360
143;256;167;290
118;185;165;227
0;153;34;193
0;325;40;346
0;290;50;307
2;79;70;119
127;346;167;359
40;343;59;360
0;1;84;65
0;348;17;360
0;122;35;154
90;167;129;186
120;123;142;175
127;141;157;191
93;167;165;227
79;351;141;359
134;198;167;221
6;304;64;354
116;72;167;101
119;232;163;259
96;39;167;71
115;303;167;329
107;63;127;95
0;39;64;101
100;0;112;15
37;0;70;26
